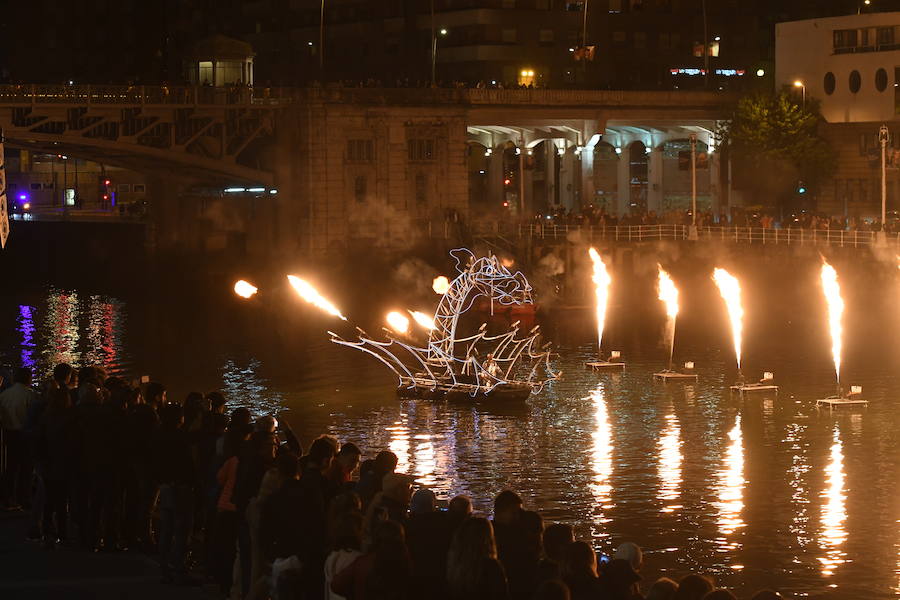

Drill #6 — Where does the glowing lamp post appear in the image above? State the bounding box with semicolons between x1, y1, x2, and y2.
793;80;806;106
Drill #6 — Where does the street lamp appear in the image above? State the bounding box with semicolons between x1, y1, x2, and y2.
794;80;806;106
880;124;889;230
690;133;698;232
431;28;448;87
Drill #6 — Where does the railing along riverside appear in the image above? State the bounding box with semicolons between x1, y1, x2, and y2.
463;223;900;248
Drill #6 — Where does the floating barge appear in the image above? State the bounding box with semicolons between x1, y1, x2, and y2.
653;361;698;382
730;372;778;397
653;370;698;382
586;351;625;371
816;385;867;409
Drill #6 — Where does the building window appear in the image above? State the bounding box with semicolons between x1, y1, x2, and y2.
878;26;895;46
415;174;427;205
824;72;836;94
502;28;517;43
347;139;374;162
408;139;435;162
608;0;622;12
354;175;367;203
833;29;857;52
612;31;626;45
133;184;146;193
117;184;131;193
539;29;554;44
633;32;646;49
30;183;42;190
876;68;888;92
849;70;861;93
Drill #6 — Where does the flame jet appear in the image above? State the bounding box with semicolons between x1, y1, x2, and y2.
820;261;844;384
712;268;744;372
286;275;348;320
386;311;410;334
588;248;612;358
657;266;679;369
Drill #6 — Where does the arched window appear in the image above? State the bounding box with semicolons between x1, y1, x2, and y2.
849;70;861;93
876;68;888;92
824;72;836;95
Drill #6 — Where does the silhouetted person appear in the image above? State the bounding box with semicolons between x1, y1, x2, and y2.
540;523;575;581
332;519;412;600
561;541;605;600
153;403;197;585
492;489;524;575
0;367;37;510
674;575;714;600
646;578;678;600
406;488;453;595
357;450;397;508
446;517;510;600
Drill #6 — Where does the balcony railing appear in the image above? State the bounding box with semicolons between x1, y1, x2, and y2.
465;223;900;248
0;84;297;106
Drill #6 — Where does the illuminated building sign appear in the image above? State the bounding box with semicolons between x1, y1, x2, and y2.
670;68;746;77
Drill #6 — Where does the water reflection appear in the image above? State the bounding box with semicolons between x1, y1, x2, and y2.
818;427;847;578
84;295;122;370
588;386;614;538
45;291;80;373
715;416;745;548
387;417;412;474
785;421;812;552
16;305;36;370
221;358;284;418
657;413;683;512
413;433;438;488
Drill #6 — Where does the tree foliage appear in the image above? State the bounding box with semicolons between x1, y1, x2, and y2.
720;90;836;205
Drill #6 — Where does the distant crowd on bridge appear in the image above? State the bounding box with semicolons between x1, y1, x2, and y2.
534;207;900;233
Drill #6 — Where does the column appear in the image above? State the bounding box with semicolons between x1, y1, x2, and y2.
545;144;558;209
647;146;664;214
617;151;630;216
488;147;504;208
580;146;595;211
559;148;577;211
709;150;721;217
523;148;534;216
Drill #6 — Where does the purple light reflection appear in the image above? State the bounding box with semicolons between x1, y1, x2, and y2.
16;305;37;370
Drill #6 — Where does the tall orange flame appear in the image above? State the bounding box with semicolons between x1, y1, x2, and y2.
409;311;435;330
588;248;612;355
658;266;679;365
712;268;743;370
386;311;410;334
233;280;258;299
820;262;844;383
286;275;347;320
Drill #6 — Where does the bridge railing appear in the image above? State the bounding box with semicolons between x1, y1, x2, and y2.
0;84;297;107
467;223;900;248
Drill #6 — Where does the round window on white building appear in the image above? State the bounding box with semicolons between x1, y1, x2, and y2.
876;68;888;92
824;72;836;95
849;70;861;93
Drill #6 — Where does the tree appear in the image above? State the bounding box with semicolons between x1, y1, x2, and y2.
720;89;836;213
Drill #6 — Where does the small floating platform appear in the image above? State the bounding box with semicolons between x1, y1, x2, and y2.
816;396;868;408
730;382;779;396
653;370;698;382
586;361;625;371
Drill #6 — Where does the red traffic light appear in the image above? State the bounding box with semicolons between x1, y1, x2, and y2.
104;179;111;186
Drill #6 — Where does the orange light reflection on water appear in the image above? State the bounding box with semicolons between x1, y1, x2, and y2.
657;413;683;512
818;427;847;578
714;416;746;549
589;387;614;538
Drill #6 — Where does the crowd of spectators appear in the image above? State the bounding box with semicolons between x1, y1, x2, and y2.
0;363;789;600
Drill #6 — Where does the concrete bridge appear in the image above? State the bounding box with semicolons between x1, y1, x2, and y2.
0;85;734;255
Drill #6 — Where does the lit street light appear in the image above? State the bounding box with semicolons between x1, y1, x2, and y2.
794;80;806;106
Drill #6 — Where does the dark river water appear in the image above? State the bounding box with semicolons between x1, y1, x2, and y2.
1;256;899;599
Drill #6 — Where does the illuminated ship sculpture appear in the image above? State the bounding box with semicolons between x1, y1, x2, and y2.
330;249;560;401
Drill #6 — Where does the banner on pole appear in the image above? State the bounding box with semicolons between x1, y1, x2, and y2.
0;131;7;249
